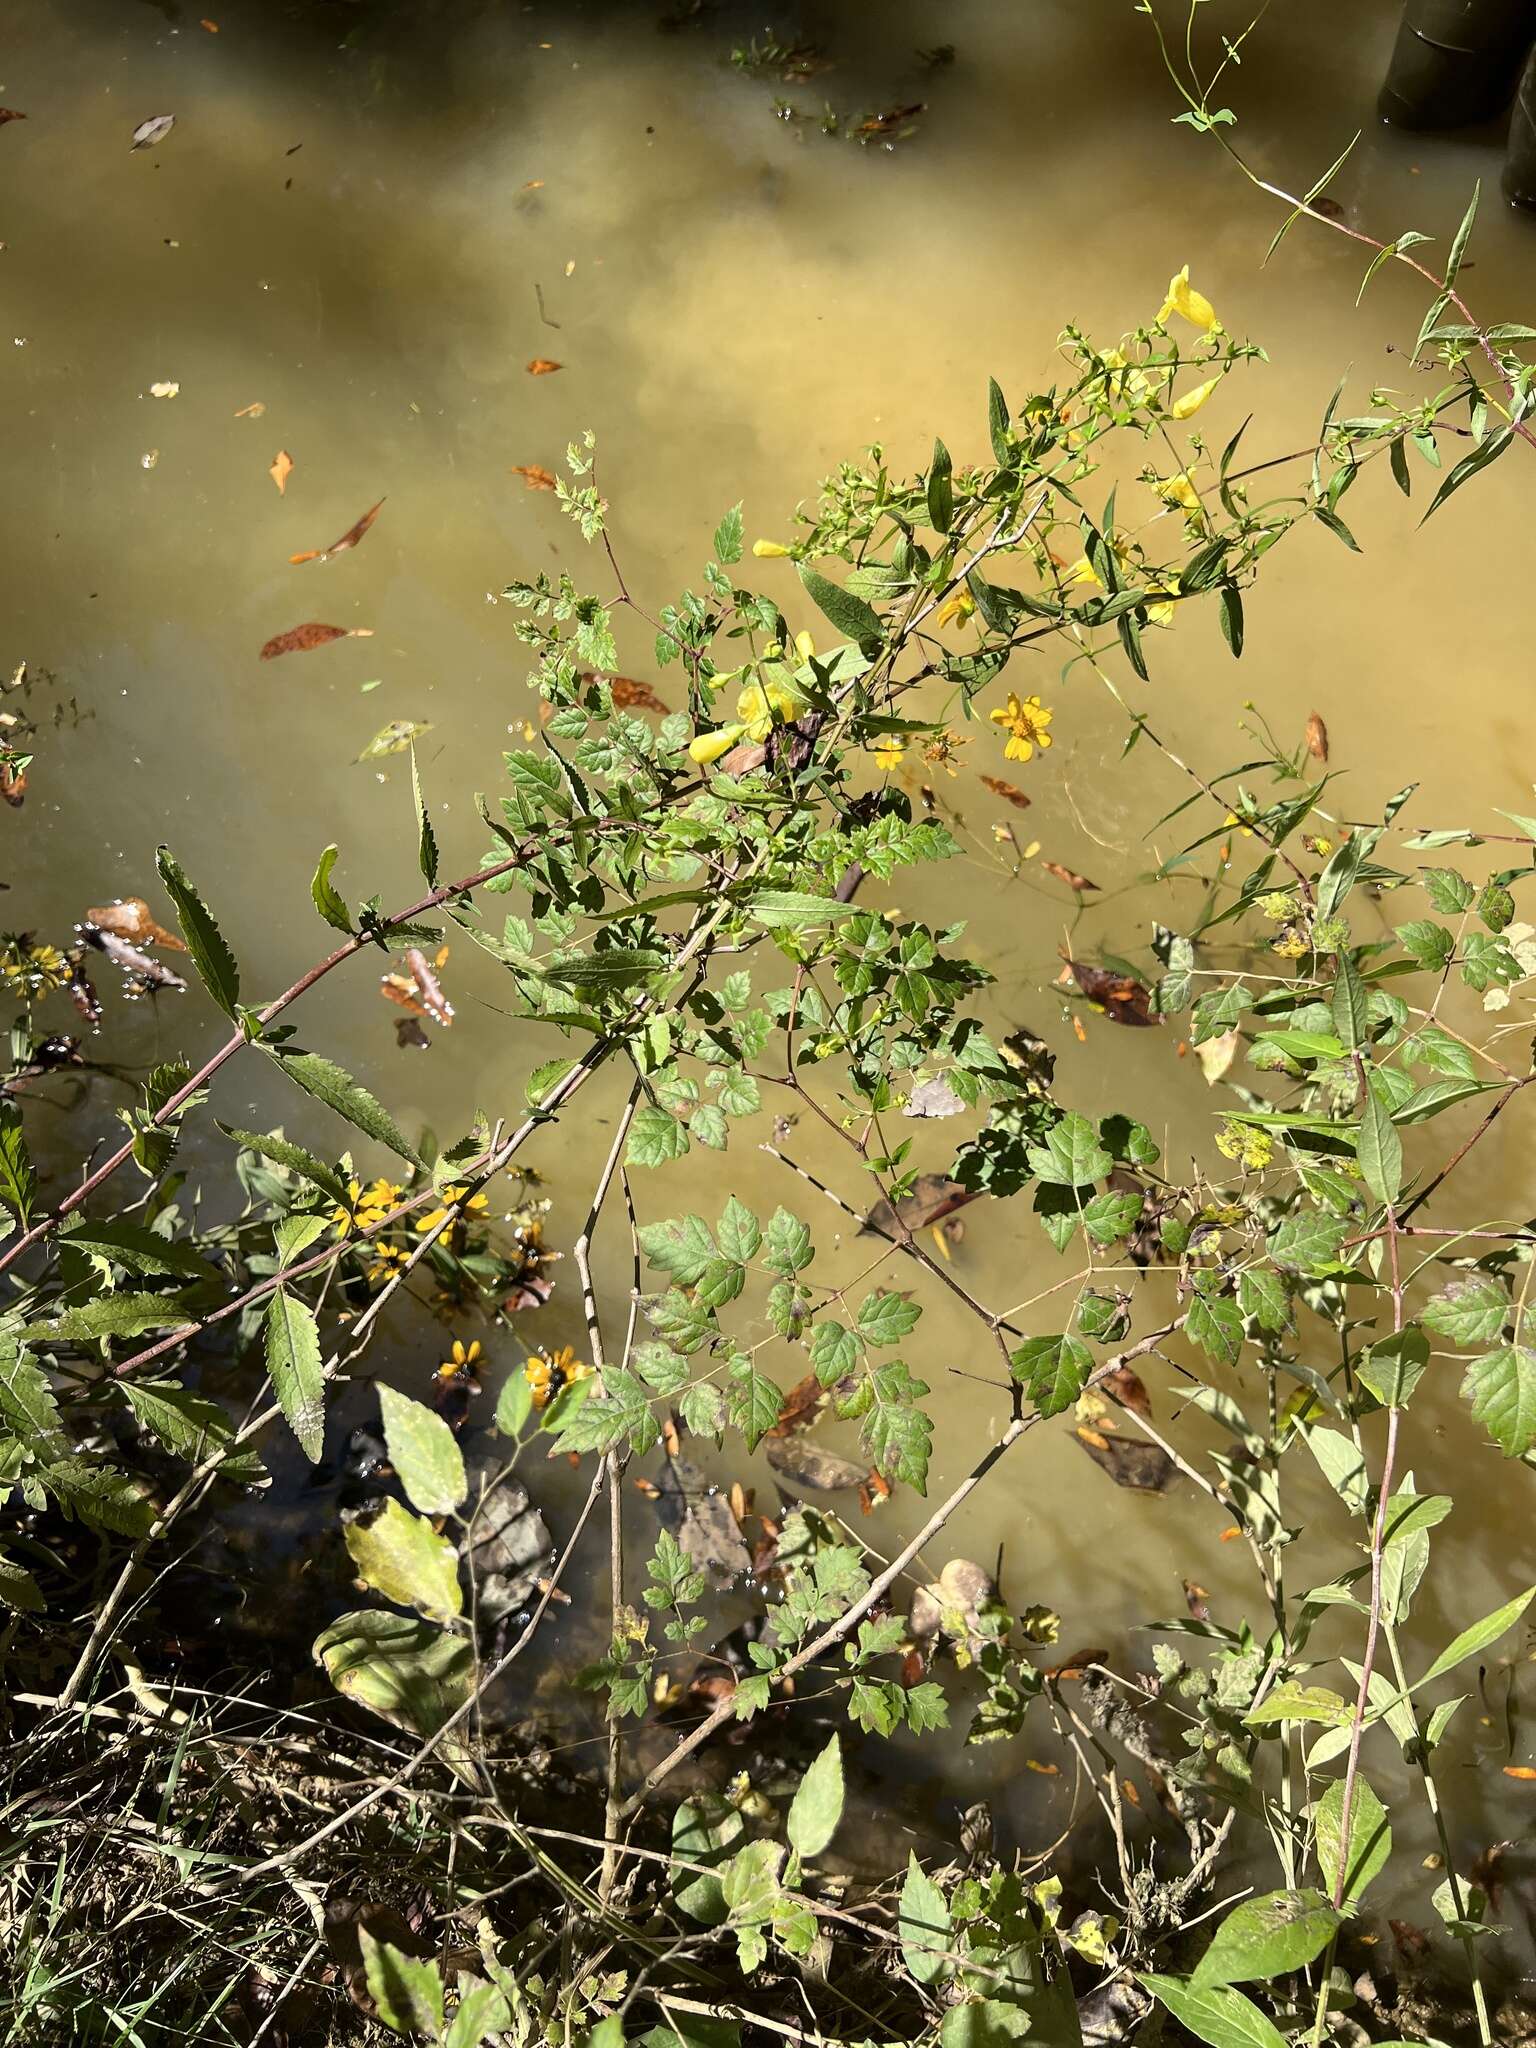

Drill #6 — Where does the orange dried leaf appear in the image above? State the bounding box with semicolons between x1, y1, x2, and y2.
1072;1016;1087;1043
1305;710;1329;763
980;773;1032;811
380;972;428;1019
1024;1759;1059;1776
1063;954;1155;1027
608;675;670;714
728;1481;748;1526
269;449;294;495
510;464;558;490
0;110;27;125
289;497;385;567
1103;1365;1152;1419
1503;1766;1536;1780
661;1415;681;1460
0;761;26;808
234;401;266;418
632;1477;661;1499
1218;1525;1243;1543
201;17;218;29
259;622;371;660
85;898;186;952
1121;1778;1141;1806
1042;859;1098;892
526;358;562;376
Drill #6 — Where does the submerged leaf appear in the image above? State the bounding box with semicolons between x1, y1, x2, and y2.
356;718;433;763
260;622;372;660
526;358;562;376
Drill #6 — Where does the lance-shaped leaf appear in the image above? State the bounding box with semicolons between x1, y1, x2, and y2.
156;846;241;1017
264;1288;325;1462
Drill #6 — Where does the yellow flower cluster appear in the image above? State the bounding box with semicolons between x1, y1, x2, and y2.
523;1343;594;1409
689;635;814;766
332;1177;406;1238
414;1184;490;1237
2;940;70;998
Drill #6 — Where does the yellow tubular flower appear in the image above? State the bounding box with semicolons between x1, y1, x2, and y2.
1060;557;1101;589
1156;472;1202;513
1145;571;1180;627
934;589;976;629
1158;265;1221;333
989;692;1054;764
1170;377;1218;420
794;630;816;661
688;722;746;766
735;678;804;739
752;538;790;558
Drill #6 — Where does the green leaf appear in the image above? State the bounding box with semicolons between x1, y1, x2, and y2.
1444;179;1479;287
1026;1112;1111;1188
1330;955;1369;1049
0;1343;65;1453
1010;1333;1092;1418
939;2005;1033;2048
409;749;438;884
1238;1267;1290;1334
1188;1291;1244;1367
59;1218;217;1283
746;890;861;930
313;1607;474;1749
1424;1274;1507;1346
810;1319;861;1386
0;1550;45;1615
542;947;668;996
1423;423;1513;522
671;1794;744;1925
310;844;353;935
1245;1684;1352;1729
1358;1326;1429;1408
899;1850;952;1983
727;1357;781;1451
797;562;882;643
716;1195;761;1264
263;1288;326;1463
764;1206;813;1275
713;502;744;565
1315;1776;1391;1909
927;438;954;533
0;1102;38;1230
379;1384;467;1515
121;1380;236;1466
1218;582;1244;658
786;1734;844;1858
1190;1889;1341;1989
268;1048;419;1166
639;1213;716;1284
1461;1345;1536;1457
1081;1189;1143;1246
43;1458;155;1536
986;375;1011;463
628;1105;690;1169
344;1496;463;1625
155;845;241;1018
857;1291;921;1346
1417;1584;1536;1690
1357;1087;1402;1207
359;1929;445;2039
23;1290;206;1344
445;1980;513;2048
1268;1210;1347;1274
1140;1977;1288;2048
495;1369;534;1437
218;1124;350;1208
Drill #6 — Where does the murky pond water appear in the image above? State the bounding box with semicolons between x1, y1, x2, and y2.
7;0;1536;1912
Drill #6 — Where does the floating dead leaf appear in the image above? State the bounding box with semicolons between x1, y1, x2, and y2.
0;110;27;126
1305;710;1329;763
0;761;26;808
131;114;176;151
606;675;670;714
633;1476;660;1499
289;497;386;566
356;718;432;764
1194;1027;1239;1085
1062;955;1155;1027
654;1449;752;1590
395;1016;430;1050
259;622;371;660
1043;1647;1109;1681
84;898;186;952
148;381;180;399
269;449;294;495
526;358;562;376
510;463;557;490
1103;1364;1152;1419
201;17;219;29
1024;1759;1060;1776
65;950;101;1024
862;1172;979;1241
1503;1766;1536;1781
380;973;428;1020
719;739;769;778
1183;1579;1210;1620
769;1373;826;1438
901;1647;927;1688
406;945;453;1028
727;1480;749;1525
904;1075;967;1119
860;1466;892;1514
233;401;266;418
855;101;926;138
1074;1428;1176;1491
765;1434;867;1493
1122;1778;1141;1806
79;924;187;992
1041;859;1098;893
980;773;1031;811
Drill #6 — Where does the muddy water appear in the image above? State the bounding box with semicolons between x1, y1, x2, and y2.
7;0;1536;1894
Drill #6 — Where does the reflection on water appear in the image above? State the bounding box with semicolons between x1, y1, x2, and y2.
7;0;1536;1892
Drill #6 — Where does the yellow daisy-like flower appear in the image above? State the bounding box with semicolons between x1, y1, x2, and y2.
523;1342;594;1409
1157;265;1221;334
752;538;791;558
989;692;1054;764
413;1185;490;1236
872;737;905;773
935;588;976;629
1156;471;1203;513
438;1337;483;1380
364;1241;410;1285
331;1178;365;1237
1170;376;1218;420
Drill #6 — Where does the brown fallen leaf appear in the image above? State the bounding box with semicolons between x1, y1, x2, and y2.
233;401;266;418
1041;859;1098;892
727;1480;749;1526
130;114;175;151
1503;1766;1536;1781
861;1172;979;1241
289;498;386;566
84;898;186;951
0;110;28;126
1305;710;1329;763
765;1434;868;1493
269;449;294;495
1062;955;1156;1027
259;622;371;660
510;464;557;490
200;16;219;29
980;773;1031;811
380;973;428;1020
769;1373;826;1438
1073;1428;1177;1491
406;945;453;1027
860;1466;892;1513
1103;1364;1152;1419
526;358;562;376
0;761;25;808
607;675;670;714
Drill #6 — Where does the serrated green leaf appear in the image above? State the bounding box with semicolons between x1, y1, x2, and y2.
1246;1683;1352;1729
379;1384;466;1514
218;1124;350;1208
1357;1087;1402;1207
747;891;861;930
263;1288;325;1462
360;1929;445;2039
713;502;744;565
797;563;881;643
1462;1344;1536;1456
411;748;440;885
267;1048;419;1166
310;844;353;936
155;846;241;1018
857;1291;921;1346
1188;1291;1244;1366
628;1105;690;1168
1026;1112;1111;1188
121;1380;236;1466
1009;1333;1091;1417
0;1103;37;1230
60;1218;217;1282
